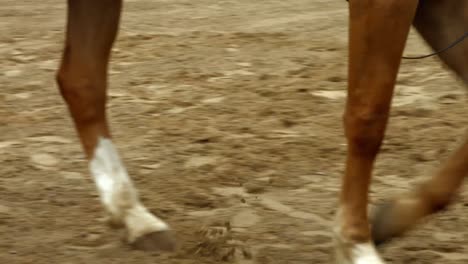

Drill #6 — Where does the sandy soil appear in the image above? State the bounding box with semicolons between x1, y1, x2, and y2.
1;1;467;263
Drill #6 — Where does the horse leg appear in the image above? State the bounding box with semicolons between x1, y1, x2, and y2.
335;1;418;263
56;0;175;251
372;0;468;244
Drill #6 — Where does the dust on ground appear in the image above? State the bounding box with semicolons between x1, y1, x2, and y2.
0;1;467;263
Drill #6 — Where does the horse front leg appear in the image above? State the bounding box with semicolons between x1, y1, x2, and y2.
335;1;418;263
56;0;176;251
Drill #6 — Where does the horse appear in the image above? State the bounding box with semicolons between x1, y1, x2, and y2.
55;0;467;263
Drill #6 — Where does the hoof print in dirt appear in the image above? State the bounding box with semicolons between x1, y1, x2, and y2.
194;222;252;261
71;231;108;249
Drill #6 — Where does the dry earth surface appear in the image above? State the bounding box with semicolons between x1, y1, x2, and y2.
1;1;468;263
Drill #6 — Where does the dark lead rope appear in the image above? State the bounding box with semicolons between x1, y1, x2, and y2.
345;0;468;59
402;31;468;59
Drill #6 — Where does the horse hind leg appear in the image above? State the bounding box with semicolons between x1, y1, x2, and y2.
372;0;468;245
57;0;176;251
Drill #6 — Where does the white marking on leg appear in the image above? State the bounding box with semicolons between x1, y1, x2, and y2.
89;137;169;242
334;210;385;264
334;235;385;264
350;243;385;264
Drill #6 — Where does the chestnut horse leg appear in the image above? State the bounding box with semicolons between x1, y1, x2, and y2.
372;0;468;244
56;0;175;251
335;1;418;263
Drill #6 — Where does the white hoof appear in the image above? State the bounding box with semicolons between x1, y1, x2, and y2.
124;205;177;251
334;234;385;264
124;205;169;239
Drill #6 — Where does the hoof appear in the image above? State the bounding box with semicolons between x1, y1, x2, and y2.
131;230;177;251
371;198;426;246
371;201;397;245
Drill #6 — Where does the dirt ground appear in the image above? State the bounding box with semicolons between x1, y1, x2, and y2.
1;1;468;263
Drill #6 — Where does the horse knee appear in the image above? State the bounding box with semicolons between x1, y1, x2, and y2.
56;68;106;124
344;110;389;157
